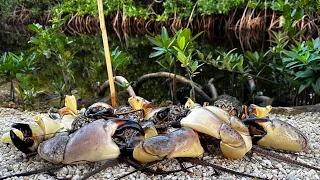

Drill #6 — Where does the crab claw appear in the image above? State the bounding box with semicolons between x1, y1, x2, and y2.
34;114;65;139
128;96;154;118
248;104;272;118
57;95;78;117
243;118;308;152
65;95;77;115
128;122;159;148
145;107;170;122
84;102;115;119
38;119;144;164
10;123;44;154
133;127;204;163
180;106;247;159
204;106;252;153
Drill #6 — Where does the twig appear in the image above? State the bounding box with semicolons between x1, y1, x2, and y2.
252;145;320;171
98;76;136;97
183;158;266;179
0;164;65;180
80;159;120;180
186;1;198;28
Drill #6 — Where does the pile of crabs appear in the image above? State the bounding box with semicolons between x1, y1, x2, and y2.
1;95;317;179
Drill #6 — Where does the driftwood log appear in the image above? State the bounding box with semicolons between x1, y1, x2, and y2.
97;72;217;103
97;76;136;97
133;72;214;103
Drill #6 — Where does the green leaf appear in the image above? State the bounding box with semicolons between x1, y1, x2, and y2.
177;51;187;66
149;50;165;58
156;60;170;70
282;50;302;61
307;56;320;64
161;27;168;41
148;37;163;47
190;31;203;42
310;64;320;70
14;87;21;96
190;61;198;72
285;61;299;68
178;37;185;50
28;24;41;33
312;77;320;95
295;69;313;79
28;37;39;45
298;78;314;94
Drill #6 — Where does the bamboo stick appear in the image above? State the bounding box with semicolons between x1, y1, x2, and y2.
97;0;116;107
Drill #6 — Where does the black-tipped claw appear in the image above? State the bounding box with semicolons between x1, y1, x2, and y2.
242;118;270;125
243;118;269;144
11;123;33;137
10;130;33;154
113;119;145;136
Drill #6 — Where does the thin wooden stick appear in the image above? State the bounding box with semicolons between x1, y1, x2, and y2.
97;0;117;107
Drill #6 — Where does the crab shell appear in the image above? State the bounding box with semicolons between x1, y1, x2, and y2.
84;102;115;117
133;127;204;163
181;105;247;159
244;118;308;152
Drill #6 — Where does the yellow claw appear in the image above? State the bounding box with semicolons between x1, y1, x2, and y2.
65;95;77;115
128;96;154;118
133;127;204;163
144;125;158;139
1;129;24;143
185;98;195;108
34;114;65;139
249;104;272;118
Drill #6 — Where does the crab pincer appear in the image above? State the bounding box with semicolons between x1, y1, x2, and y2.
9;123;45;154
38;118;144;164
132;127;204;163
243;118;308;152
